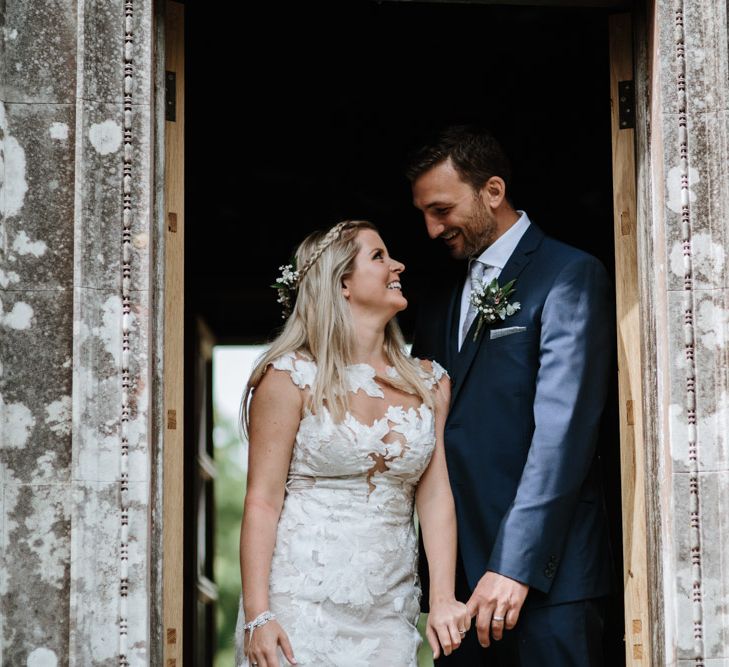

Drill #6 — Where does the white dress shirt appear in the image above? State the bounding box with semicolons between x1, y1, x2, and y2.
458;211;532;350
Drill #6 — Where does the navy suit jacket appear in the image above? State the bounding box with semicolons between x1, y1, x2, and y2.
412;224;613;607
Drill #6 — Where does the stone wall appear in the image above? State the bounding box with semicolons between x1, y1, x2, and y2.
643;0;729;664
0;1;155;664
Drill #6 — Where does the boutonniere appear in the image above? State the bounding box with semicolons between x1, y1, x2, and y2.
470;278;521;341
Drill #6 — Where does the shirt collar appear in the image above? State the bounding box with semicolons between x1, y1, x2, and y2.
474;210;531;269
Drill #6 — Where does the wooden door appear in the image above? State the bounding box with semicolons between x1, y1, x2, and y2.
185;318;219;665
609;13;651;667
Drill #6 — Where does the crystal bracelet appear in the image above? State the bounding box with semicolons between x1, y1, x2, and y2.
244;610;276;653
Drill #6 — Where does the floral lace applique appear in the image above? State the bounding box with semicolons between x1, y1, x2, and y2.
237;351;434;666
345;363;385;397
386;358;449;390
271;351;317;389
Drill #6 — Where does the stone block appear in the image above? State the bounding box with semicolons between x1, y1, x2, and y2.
68;480;148;665
683;0;729;114
1;483;71;665
667;289;729;473
0;288;73;484
1;0;77;103
74;101;154;291
661;111;729;293
670;471;729;660
1;102;76;290
72;287;149;483
79;0;153;106
697;471;729;658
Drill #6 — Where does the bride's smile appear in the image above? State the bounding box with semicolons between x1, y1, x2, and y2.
341;229;408;319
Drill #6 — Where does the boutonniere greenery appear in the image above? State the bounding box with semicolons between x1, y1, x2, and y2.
470;278;521;341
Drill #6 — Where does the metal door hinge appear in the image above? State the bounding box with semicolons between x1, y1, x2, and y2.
166;71;177;122
618;80;635;129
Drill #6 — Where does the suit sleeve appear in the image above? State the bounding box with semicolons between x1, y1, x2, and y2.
486;256;613;593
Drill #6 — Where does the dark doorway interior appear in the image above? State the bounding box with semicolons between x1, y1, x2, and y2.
184;1;625;664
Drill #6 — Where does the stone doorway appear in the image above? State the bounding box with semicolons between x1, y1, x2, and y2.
165;1;638;664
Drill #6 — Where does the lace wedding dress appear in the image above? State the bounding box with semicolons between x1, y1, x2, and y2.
235;351;447;667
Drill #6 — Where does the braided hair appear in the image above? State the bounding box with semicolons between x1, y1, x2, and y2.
296;220;352;282
242;220;436;430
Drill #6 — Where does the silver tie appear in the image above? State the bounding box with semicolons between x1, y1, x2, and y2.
462;259;488;343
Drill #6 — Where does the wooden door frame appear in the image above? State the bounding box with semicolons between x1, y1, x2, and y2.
609;11;653;666
160;2;185;666
154;3;660;665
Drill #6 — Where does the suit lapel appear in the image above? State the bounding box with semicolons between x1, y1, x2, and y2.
450;224;545;406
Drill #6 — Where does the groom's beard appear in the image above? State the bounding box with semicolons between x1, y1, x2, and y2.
456;196;497;259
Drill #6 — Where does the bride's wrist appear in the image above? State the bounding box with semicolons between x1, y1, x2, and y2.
244;601;271;623
429;592;456;605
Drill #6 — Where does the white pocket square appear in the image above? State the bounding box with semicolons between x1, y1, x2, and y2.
490;326;527;340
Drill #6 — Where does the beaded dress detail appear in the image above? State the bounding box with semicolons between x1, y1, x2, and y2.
235;351;448;666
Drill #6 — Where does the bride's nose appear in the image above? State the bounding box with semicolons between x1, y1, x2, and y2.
391;259;405;274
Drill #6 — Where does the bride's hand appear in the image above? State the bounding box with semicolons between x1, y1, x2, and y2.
246;619;297;666
426;597;471;659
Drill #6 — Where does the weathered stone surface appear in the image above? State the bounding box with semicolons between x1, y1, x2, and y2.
1;0;77;104
1;483;71;666
68;480;148;665
669;472;694;660
698;471;729;658
73;101;153;291
125;480;151;665
1;101;76;290
646;2;729;664
667;289;729;473
128;104;153;293
660;112;729;293
76;101;126;290
1;0;155;662
126;289;151;483
79;0;153;106
0;288;73;484
667;471;729;660
683;1;729;115
72;287;149;483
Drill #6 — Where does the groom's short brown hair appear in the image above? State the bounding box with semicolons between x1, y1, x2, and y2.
406;124;512;193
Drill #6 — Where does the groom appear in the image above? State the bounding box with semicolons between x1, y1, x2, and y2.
409;125;613;665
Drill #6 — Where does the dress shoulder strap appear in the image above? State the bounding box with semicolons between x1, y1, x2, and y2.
270;351;317;390
414;357;450;390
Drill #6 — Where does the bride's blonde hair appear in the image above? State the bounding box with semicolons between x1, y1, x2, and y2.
241;220;433;431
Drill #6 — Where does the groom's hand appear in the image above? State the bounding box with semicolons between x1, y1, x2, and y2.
465;571;529;647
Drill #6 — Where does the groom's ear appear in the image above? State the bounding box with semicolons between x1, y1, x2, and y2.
481;176;507;209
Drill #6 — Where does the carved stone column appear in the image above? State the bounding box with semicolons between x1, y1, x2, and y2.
0;1;155;664
641;1;729;664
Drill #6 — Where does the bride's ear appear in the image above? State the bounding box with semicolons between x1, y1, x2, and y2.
341;277;350;299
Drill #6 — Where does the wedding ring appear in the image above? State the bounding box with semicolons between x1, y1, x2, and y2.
492;615;505;622
459;629;466;635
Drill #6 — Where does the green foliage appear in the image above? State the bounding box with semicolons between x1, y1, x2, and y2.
213;409;246;667
418;614;435;667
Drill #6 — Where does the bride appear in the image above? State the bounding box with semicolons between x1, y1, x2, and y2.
236;220;469;666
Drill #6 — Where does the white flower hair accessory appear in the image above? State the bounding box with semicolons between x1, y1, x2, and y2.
470;278;521;341
272;260;300;319
271;220;354;319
